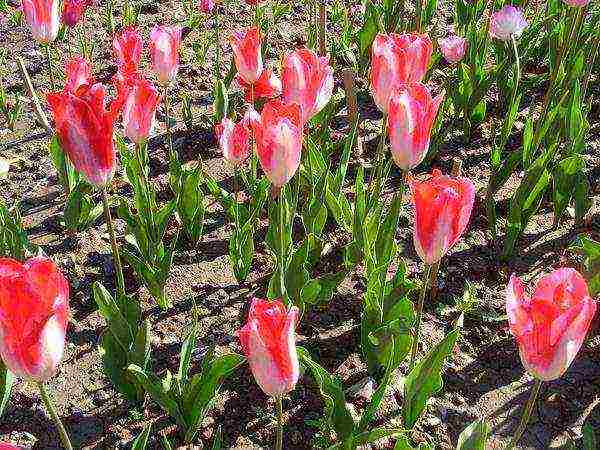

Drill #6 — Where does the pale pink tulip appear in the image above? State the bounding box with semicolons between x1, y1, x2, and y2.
438;35;467;64
149;25;183;84
215;116;251;166
490;6;527;41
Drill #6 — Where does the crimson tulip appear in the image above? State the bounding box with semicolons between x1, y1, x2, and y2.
120;73;161;145
22;0;60;43
411;169;475;265
388;83;444;172
370;33;432;113
237;298;300;396
230;27;263;85
0;257;69;383
236;68;282;103
149;25;182;84
113;26;143;76
281;48;334;124
47;60;125;187
507;268;597;381
252;99;303;187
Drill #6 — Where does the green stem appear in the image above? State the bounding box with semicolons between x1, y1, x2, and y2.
37;383;73;450
234;166;240;229
367;114;388;204
214;7;221;80
409;264;431;370
275;395;283;450
164;86;174;156
101;187;126;297
278;185;287;304
44;44;56;91
506;379;543;450
509;35;521;110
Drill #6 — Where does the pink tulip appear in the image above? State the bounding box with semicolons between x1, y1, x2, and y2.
149;25;183;84
62;0;86;27
507;269;597;381
438;35;467;64
198;0;215;13
282;48;334;124
47;63;125;187
237;298;300;396
0;257;69;383
0;444;23;450
388;83;444;172
252;99;303;187
563;0;590;6
230;27;263;85
411;169;475;265
370;33;432;113
245;0;266;5
120;74;161;145
215;116;252;166
64;56;93;93
489;6;527;41
113;26;143;76
21;0;60;43
236;68;282;103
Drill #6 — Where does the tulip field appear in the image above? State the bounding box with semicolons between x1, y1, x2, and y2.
0;0;599;447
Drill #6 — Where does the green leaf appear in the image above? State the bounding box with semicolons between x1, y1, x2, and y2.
552;155;585;224
403;329;460;429
178;325;198;385
357;0;380;56
0;361;14;418
211;426;223;450
93;282;135;351
583;422;597;450
456;418;490;449
213;80;229;123
131;423;152;450
49;135;79;193
394;436;434;449
298;347;355;440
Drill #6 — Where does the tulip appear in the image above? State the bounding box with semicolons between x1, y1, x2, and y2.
563;0;590;6
505;269;596;449
252;99;303;188
245;0;265;4
236;68;282;103
0;444;22;450
62;0;86;27
198;0;215;13
411;169;475;265
438;35;467;64
237;298;299;449
121;74;161;145
489;6;527;41
149;25;183;84
64;56;93;93
388;83;444;172
215;116;251;166
113;26;143;76
370;33;432;113
230;27;263;85
47;74;125;187
282;48;334;124
22;0;60;44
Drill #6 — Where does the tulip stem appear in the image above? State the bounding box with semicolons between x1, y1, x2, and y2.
214;6;221;80
368;114;388;206
509;35;521;111
409;264;431;370
506;378;543;450
101;187;126;298
43;44;56;91
278;185;287;304
275;395;284;450
164;86;174;157
37;383;73;450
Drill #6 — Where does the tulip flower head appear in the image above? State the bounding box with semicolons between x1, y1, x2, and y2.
47;59;126;187
411;170;475;265
120;74;161;145
0;257;69;383
438;35;467;64
490;6;528;41
198;0;215;12
113;26;143;76
237;298;300;396
0;444;23;450
215;116;252;166
230;27;263;85
62;0;87;27
370;33;433;113
236;68;282;103
149;25;183;84
563;0;590;6
252;99;303;187
64;56;93;93
507;269;596;381
282;48;334;124
22;0;60;43
388;83;444;172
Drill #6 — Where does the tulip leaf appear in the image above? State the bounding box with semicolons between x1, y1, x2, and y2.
49;135;79;194
552;155;585;225
403;328;460;429
298;347;356;441
583;422;597;450
178;325;198;385
357;0;380;57
213;80;229;123
131;423;152;450
0;361;14;418
456;418;490;450
393;436;434;450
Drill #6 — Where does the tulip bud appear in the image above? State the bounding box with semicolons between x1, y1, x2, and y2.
230;27;263;85
438;35;467;64
507;269;597;381
411;169;475;265
388;83;444;172
113;26;143;76
562;0;590;6
237;298;300;396
0;257;69;383
62;0;87;27
282;48;334;124
121;74;161;145
215;116;251;166
22;0;60;44
149;25;183;84
252;99;303;187
489;6;527;41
